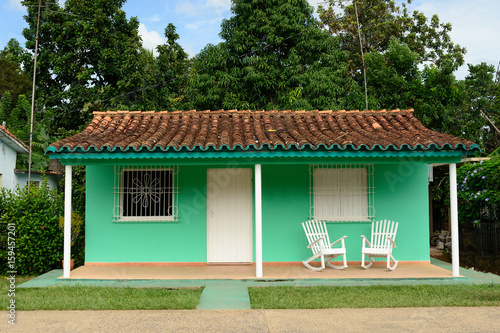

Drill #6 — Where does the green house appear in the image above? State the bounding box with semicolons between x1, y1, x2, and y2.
47;109;479;278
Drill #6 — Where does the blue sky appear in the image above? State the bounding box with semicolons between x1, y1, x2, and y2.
1;0;499;79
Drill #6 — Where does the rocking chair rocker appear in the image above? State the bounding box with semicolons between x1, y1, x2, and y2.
302;220;348;271
361;219;399;270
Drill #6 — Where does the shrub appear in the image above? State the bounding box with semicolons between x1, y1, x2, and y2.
457;157;500;225
0;181;63;275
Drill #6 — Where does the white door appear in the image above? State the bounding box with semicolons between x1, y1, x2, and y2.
207;168;253;263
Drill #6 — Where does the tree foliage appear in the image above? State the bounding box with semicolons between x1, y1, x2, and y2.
0;40;30;102
137;24;190;111
0;181;64;275
462;63;500;153
363;37;421;110
187;0;360;111
0;40;32;139
457;158;500;225
318;0;466;77
22;0;144;131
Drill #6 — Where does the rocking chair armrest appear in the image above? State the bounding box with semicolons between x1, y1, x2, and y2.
307;237;324;249
360;235;372;247
387;236;397;248
329;235;347;247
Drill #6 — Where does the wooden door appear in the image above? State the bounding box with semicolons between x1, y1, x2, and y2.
207;168;253;263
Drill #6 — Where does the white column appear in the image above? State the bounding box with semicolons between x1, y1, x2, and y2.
63;165;72;278
255;164;263;278
449;163;460;277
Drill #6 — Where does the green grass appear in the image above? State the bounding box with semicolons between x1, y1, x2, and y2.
249;284;500;309
1;276;203;310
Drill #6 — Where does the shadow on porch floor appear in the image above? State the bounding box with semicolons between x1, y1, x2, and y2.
60;262;456;280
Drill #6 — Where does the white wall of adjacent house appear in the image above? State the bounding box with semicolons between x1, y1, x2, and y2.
0;142;19;191
1;141;58;190
15;172;58;189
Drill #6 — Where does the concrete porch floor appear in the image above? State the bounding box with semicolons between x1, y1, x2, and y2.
61;261;455;280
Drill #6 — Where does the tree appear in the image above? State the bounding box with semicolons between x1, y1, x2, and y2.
462;63;500;153
155;24;190;110
0;41;32;147
135;24;190;111
363;37;421;110
21;0;144;131
318;0;466;79
0;40;30;103
187;0;360;111
414;61;466;136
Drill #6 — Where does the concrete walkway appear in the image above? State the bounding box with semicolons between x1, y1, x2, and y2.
2;307;500;332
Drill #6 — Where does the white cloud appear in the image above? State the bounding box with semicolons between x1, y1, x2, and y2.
175;1;200;16
206;0;231;13
138;23;165;56
8;0;23;10
149;14;161;23
185;18;220;31
307;0;325;10
175;0;230;17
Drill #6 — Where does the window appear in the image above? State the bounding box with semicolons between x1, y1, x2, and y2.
26;180;40;188
310;165;374;222
114;166;179;222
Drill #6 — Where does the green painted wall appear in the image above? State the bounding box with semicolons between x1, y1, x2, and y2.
261;162;429;263
85;160;430;263
86;164;208;263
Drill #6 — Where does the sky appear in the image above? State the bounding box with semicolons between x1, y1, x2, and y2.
1;0;499;80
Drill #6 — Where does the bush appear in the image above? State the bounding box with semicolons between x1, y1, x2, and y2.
457;157;500;225
0;181;63;275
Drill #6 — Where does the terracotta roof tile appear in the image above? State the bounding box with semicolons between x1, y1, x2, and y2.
0;125;29;153
48;109;479;153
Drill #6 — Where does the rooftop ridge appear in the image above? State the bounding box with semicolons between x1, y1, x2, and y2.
91;109;415;116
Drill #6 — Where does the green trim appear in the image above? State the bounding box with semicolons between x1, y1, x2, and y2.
46;142;480;155
50;149;468;163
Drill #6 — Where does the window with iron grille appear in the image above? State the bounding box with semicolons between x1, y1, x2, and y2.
309;164;374;222
113;166;179;222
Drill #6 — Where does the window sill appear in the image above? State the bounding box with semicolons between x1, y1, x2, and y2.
115;217;178;223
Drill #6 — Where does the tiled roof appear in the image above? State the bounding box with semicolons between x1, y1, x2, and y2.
0;125;29;153
48;109;479;153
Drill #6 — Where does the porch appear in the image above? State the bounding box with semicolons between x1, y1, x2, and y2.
60;261;456;281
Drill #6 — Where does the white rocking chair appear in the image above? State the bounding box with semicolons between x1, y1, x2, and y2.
361;219;399;270
302;220;348;271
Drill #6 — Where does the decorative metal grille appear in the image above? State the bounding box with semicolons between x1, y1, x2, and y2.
113;165;179;222
309;164;375;222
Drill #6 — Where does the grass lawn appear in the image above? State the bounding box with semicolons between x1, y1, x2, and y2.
249;284;500;309
1;276;203;310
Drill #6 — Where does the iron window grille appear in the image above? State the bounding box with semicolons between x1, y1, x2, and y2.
309;164;375;222
113;165;179;222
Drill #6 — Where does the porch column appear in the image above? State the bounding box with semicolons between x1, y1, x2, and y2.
255;164;263;278
449;163;460;277
63;165;72;278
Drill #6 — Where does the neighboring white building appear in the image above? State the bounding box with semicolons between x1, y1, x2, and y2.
0;125;59;190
